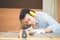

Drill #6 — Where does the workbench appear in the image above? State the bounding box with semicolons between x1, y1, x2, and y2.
0;29;60;40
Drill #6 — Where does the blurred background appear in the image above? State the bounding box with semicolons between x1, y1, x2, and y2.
0;0;60;32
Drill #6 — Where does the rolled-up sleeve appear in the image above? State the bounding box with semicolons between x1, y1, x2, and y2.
43;13;60;33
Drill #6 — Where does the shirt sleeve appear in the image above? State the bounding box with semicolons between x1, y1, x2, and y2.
42;12;60;33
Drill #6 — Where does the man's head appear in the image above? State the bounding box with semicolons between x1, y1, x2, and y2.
19;9;36;26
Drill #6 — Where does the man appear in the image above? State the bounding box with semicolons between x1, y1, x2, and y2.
19;9;60;34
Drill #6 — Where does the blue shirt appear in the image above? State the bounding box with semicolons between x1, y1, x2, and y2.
36;12;60;33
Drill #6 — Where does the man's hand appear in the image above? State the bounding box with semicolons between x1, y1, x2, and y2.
27;28;45;35
27;27;33;31
34;29;45;34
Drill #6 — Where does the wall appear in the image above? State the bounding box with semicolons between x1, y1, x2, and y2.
0;8;21;32
43;0;57;20
0;0;42;9
57;0;60;23
43;0;58;24
43;0;52;16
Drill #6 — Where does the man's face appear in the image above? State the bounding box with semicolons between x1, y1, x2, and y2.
22;14;36;26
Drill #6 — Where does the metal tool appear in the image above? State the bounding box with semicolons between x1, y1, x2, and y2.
22;24;30;40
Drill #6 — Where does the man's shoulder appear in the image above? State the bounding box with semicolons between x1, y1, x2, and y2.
36;12;47;14
35;12;48;16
